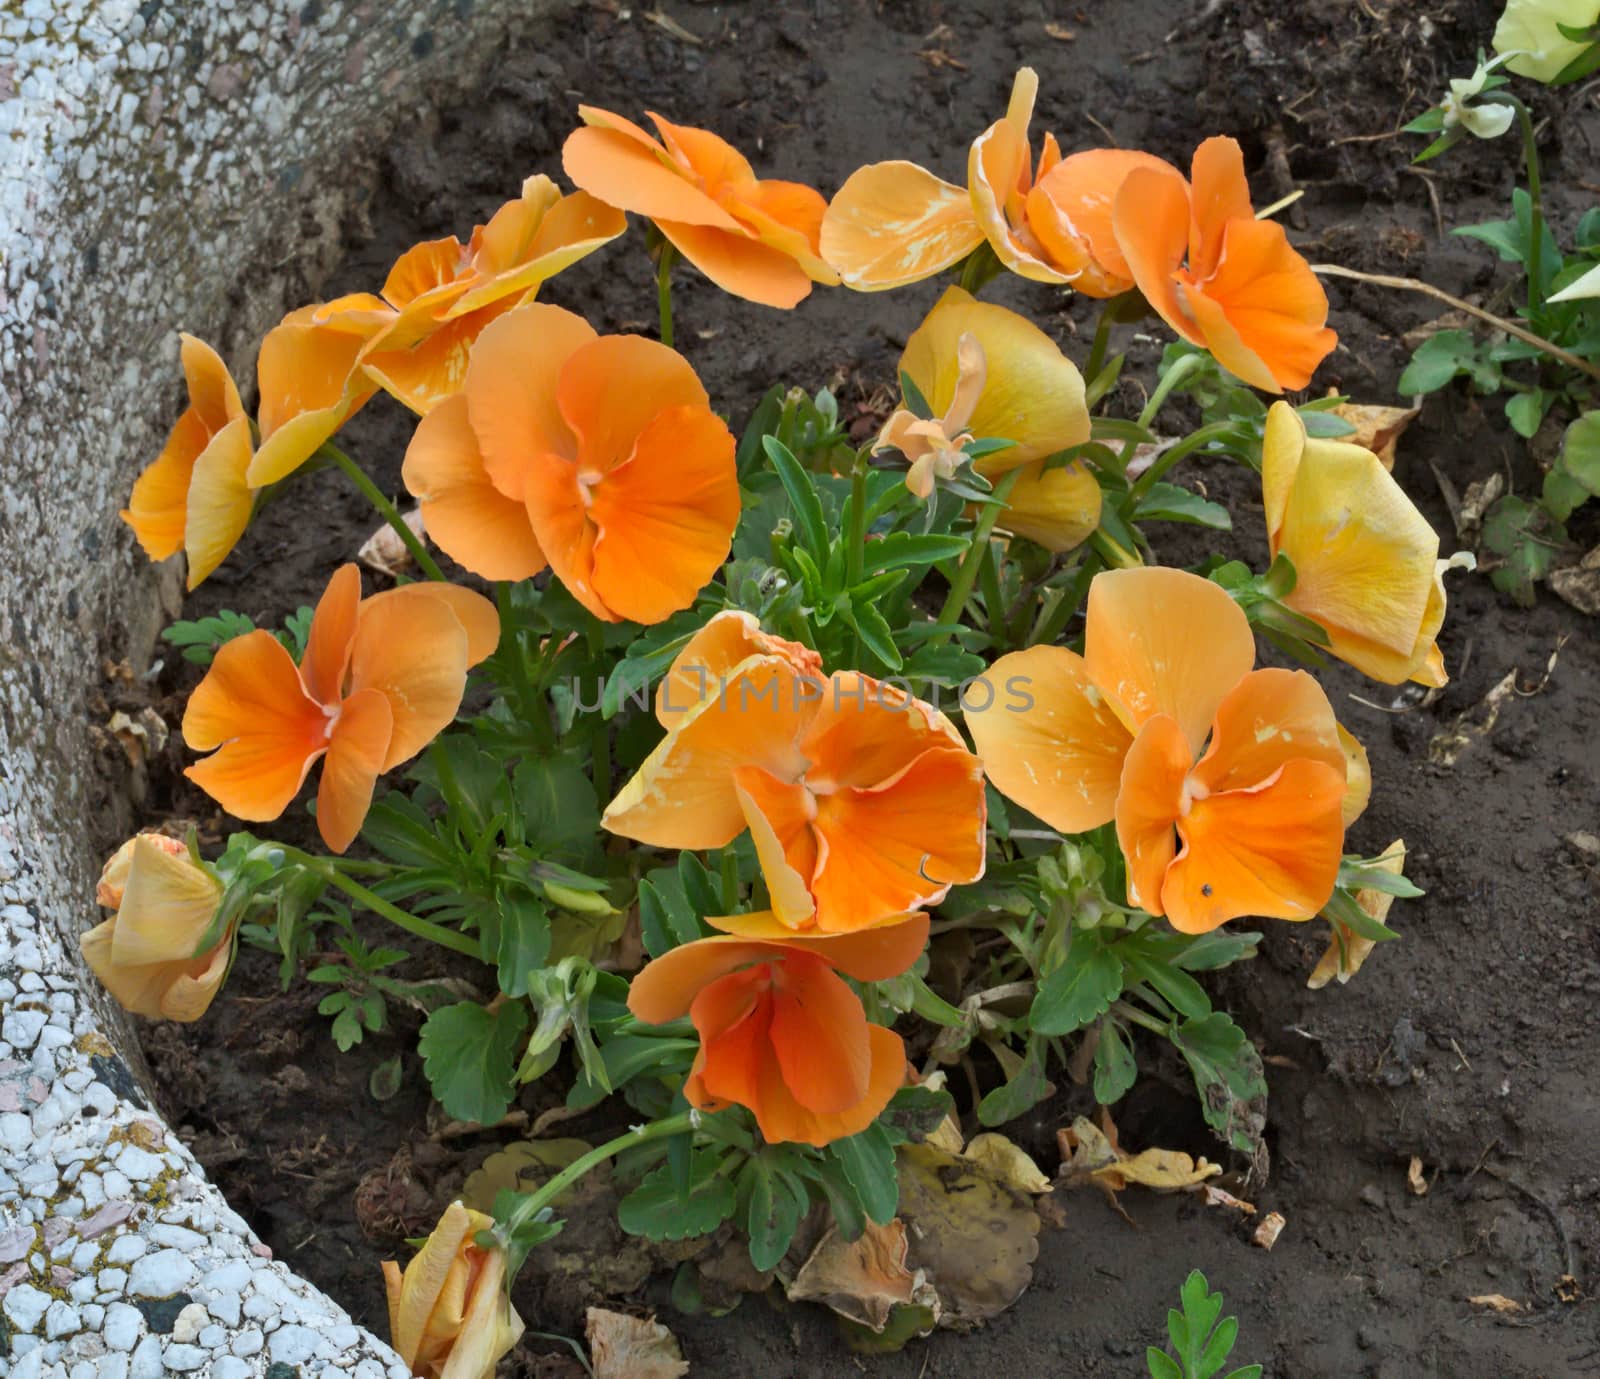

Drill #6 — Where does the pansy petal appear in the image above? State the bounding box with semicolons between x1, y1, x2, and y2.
297;564;361;707
734;766;818;930
448;190;627;317
628;936;785;1024
1113;166;1202;346
523;453;608;619
362;295;524;417
558;335;709;475
1085;567;1256;754
734;178;841;285
348;589;469;771
382;238;468;311
1193;667;1344;794
401;393;547;581
249;310;381;487
1114;714;1189;916
1187;135;1254;280
998;459;1103;553
656;610;821;725
966;644;1133;832
1163;759;1346;933
801;672;963;790
123;414;208;561
465;303;593;500
810;746;986;931
647;112;757;192
968;119;1072;284
111;837;224;967
316;687;394;854
183;417;254;589
561;125;744;229
603;657;813;849
769;953;871;1113
708;912;931;982
656;218;818;308
695;977;770;1111
820;161;984;291
364;583;500;668
751;1022;907;1147
589;404;739;625
1032;149;1184;286
179;333;244;431
1338;722;1371;827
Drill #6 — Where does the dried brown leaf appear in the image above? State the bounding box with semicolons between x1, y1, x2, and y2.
1468;1293;1524;1314
358;507;425;578
787;1219;936;1332
1406;1156;1429;1196
1251;1211;1286;1250
585;1308;688;1379
1324;395;1421;471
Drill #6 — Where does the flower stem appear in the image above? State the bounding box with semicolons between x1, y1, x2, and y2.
289;853;483;959
1514;98;1545;317
319;442;444;582
1029;550;1102;647
926;467;1023;650
846;452;869;589
1118;421;1238;521
498;1111;696;1258
1084;303;1116;385
656;240;677;349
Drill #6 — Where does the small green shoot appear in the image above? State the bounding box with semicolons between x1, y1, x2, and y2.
1146;1269;1262;1379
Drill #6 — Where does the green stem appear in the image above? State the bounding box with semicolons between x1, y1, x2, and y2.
846;453;869;589
1029;551;1103;648
977;539;1007;646
719;847;740;912
319;442;445;581
1084;303;1115;384
499;1111;696;1256
927;468;1023;650
1110;999;1171;1038
1118;420;1238;521
1514;99;1545;317
656;241;677;349
292;854;482;959
957;241;1003;295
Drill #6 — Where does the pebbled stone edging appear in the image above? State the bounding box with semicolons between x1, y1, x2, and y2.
0;2;560;1374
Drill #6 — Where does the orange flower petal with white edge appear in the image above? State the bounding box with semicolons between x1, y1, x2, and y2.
1262;404;1439;680
1113;165;1203;347
655;217;818;308
522;451;608;619
1338;723;1371;827
364;582;500;669
248;299;389;487
299;563;362;708
602;657;813;850
655;609;821;725
1187;136;1255;280
348;590;470;771
752;1021;908;1147
316;686;395;854
968;119;1072;284
734;766;819;930
1191;668;1344;795
820;161;985;291
588;404;739;624
182;416;255;589
648;112;758;193
110;836;224;967
1113;713;1190;915
899;286;1089;471
1184;217;1336;393
1163;758;1347;933
769;951;873;1112
703;910;930;973
183;631;328;820
362;293;526;417
1029;148;1185;291
998;458;1103;553
627;935;792;1024
465;303;592;502
734;179;841;286
966;644;1134;833
810;746;987;931
561;123;743;230
402;394;547;581
800;672;964;790
1084;567;1256;755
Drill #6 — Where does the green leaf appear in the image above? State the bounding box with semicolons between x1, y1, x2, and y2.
1146;1349;1184;1379
976;1038;1053;1127
1170;1014;1267;1156
1481;494;1567;606
1093;1018;1138;1105
494;886;551;999
860;530;970;574
619;1155;738;1240
764;435;830;561
636;876;705;959
1398;329;1493;396
1125;950;1213;1021
1454;216;1524;263
841;599;903;671
1505;389;1548;439
361;795;454;868
1200;1317;1241;1378
1560;411;1600;496
743;1154;808;1271
829;1123;899;1225
1322;887;1401;943
1032;935;1124;1035
899;369;935;420
369;1053;404;1102
417;1000;530;1125
1135;483;1232;530
880;1083;957;1145
737;385;785;477
513;754;600;861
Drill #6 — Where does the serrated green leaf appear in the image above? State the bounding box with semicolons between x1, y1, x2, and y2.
417;1000;529;1125
976;1039;1053;1127
1125;951;1213;1021
1093;1018;1138;1105
1031;936;1124;1035
619;1155;738;1240
1135;483;1232;530
494;887;550;999
1170;1014;1267;1156
860;530;970;574
1147;1348;1184;1379
744;1155;808;1271
829;1123;899;1225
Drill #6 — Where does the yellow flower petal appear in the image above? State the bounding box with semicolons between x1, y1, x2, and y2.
998;459;1102;552
820;161;984;290
183;417;255;589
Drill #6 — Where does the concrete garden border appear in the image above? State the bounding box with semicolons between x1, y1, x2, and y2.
0;3;559;1373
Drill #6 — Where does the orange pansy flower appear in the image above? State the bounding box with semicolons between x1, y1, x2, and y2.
362;175;625;416
604;612;986;932
406;302;738;622
1112;137;1336;392
628;911;928;1147
562;107;839;308
182;564;497;853
247;292;397;488
821;67;1180;295
122;335;254;590
967;568;1347;934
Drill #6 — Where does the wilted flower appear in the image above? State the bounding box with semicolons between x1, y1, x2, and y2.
405;302;739;622
1439;55;1517;138
969;568;1350;933
81;835;230;1022
382;1201;525;1379
563;107;838;307
183;564;497;852
1307;840;1407;989
875;330;986;499
1113;137;1336;392
627;911;927;1146
121;335;253;590
603;611;985;932
1262;402;1450;686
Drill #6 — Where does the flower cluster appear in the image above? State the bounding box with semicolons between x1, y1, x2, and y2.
95;64;1457;1375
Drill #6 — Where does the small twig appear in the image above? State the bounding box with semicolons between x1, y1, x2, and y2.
1404;165;1446;240
1312;264;1600;383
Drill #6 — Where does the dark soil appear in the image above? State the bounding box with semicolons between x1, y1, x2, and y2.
98;1;1600;1375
